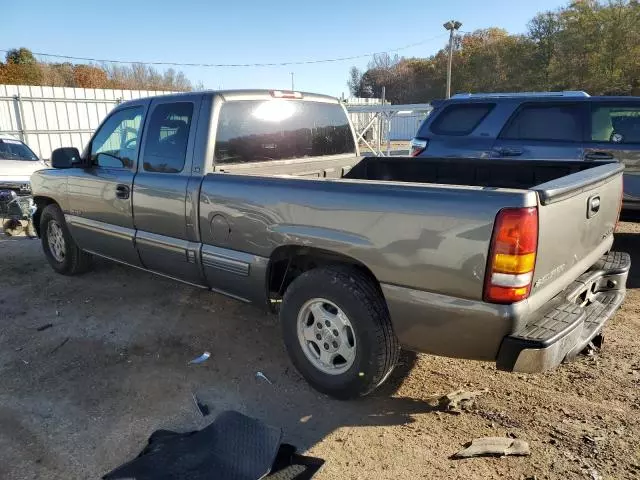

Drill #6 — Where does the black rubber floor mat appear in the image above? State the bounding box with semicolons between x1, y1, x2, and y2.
265;444;324;480
103;410;283;480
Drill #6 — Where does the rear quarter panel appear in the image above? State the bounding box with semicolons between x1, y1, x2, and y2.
198;174;533;301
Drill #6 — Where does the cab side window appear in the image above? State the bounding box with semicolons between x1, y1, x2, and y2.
591;105;640;144
142;102;194;173
91;107;143;168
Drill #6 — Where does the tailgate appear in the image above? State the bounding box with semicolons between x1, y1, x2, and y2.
531;163;623;297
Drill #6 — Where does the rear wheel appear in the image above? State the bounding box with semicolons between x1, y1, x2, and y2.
40;204;92;275
281;266;399;399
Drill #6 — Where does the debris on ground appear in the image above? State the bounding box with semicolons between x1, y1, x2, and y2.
103;410;324;479
583;434;606;445
452;437;530;459
436;388;488;414
256;371;273;385
36;323;53;332
191;393;210;417
583;341;600;357
589;469;603;480
187;351;210;365
49;337;69;354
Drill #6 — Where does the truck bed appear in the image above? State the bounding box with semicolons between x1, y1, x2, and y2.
343;156;614;191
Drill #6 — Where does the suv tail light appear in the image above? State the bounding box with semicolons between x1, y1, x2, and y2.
410;138;428;156
484;207;538;304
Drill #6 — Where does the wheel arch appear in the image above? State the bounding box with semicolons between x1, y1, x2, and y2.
266;245;384;310
32;196;58;238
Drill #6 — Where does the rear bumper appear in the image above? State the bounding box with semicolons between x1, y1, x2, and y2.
382;249;629;367
496;251;630;373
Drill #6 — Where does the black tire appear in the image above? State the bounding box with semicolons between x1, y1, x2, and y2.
40;204;92;275
281;266;399;399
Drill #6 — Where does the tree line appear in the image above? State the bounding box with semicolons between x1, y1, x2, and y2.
0;48;198;91
348;0;640;103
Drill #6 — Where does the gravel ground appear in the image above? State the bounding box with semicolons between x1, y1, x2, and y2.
0;222;639;479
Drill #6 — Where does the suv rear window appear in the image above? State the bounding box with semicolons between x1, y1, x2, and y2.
500;104;584;142
427;103;494;136
214;100;355;164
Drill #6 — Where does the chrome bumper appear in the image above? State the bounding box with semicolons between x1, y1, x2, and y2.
496;251;630;373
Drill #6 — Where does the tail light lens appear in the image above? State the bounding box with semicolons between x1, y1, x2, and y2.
484;207;538;304
270;90;303;99
410;138;428;156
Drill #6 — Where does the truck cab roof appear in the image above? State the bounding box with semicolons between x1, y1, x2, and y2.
116;89;341;109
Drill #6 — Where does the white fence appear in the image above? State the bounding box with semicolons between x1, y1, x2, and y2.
0;84;174;159
345;97;430;142
389;112;430;140
344;97;383;142
0;86;425;160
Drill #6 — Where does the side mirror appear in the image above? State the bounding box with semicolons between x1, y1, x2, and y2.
51;147;81;169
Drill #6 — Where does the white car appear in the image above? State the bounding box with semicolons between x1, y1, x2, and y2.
0;134;47;193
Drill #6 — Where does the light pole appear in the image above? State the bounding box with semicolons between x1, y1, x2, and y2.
443;20;462;99
290;72;294;91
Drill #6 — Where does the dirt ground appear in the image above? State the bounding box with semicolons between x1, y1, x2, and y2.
0;222;639;480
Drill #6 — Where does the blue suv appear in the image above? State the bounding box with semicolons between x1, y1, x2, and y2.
411;91;640;211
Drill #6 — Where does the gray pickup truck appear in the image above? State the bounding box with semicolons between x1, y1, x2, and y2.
31;90;630;399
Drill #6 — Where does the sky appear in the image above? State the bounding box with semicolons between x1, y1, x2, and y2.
2;0;566;97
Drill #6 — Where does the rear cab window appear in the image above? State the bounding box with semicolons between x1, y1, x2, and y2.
214;99;355;165
425;103;495;136
499;103;585;142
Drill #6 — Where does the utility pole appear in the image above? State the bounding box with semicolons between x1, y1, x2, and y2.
443;20;462;99
290;72;294;90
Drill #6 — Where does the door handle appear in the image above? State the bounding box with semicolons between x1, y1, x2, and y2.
587;195;600;218
584;152;614;161
115;184;130;199
495;147;523;157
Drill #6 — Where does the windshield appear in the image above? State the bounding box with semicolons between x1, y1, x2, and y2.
0;139;39;161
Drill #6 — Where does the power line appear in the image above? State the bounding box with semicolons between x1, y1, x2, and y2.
0;34;448;68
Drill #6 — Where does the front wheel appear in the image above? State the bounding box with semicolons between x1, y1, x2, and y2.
40;204;92;275
281;266;399;399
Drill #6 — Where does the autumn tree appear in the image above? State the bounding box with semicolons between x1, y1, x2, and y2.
348;0;640;101
0;48;42;85
0;47;195;91
73;65;108;88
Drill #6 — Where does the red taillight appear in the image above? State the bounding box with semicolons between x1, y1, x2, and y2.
484;207;539;304
270;90;303;99
410;138;428;156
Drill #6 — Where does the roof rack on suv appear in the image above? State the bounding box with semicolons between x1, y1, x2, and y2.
451;91;590;99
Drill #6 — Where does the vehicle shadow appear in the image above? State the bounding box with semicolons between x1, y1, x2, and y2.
192;348;435;452
0;235;443;475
